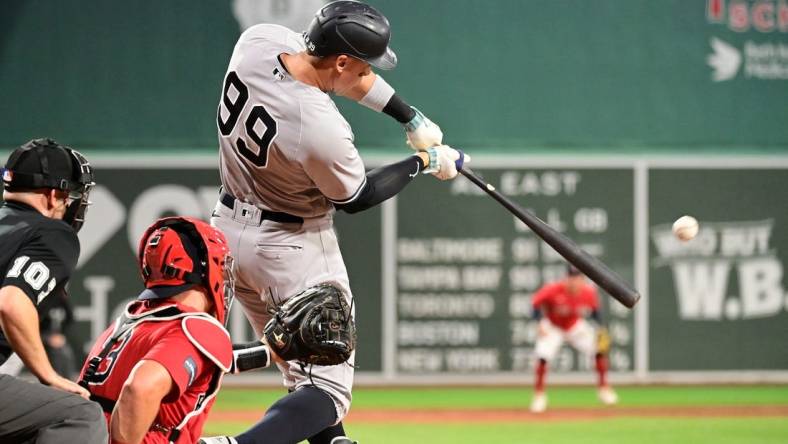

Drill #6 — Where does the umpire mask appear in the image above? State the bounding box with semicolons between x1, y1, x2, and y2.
61;150;95;232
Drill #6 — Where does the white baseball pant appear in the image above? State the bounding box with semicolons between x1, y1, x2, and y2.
211;199;355;422
534;318;597;363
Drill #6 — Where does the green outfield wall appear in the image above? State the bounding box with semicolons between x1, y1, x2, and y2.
1;1;786;382
1;0;787;151
46;155;788;382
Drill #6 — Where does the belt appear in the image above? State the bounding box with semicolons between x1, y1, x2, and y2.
220;192;303;224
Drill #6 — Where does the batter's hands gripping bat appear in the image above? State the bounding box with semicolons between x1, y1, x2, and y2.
458;167;641;309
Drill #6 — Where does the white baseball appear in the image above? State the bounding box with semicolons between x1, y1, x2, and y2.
672;215;699;241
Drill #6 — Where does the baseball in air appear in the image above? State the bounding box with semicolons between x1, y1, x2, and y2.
672;215;699;241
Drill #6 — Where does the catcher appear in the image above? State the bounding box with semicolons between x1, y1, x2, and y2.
79;216;355;444
529;265;618;413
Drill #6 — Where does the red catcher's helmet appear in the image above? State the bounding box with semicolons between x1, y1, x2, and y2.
136;217;233;325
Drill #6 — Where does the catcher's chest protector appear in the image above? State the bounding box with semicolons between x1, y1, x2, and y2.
81;302;232;443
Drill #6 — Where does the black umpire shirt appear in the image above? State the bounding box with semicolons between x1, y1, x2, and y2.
0;200;80;364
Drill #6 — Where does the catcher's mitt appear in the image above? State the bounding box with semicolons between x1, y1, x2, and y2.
264;283;356;366
596;326;611;355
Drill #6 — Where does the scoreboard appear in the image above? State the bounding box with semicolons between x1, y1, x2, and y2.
63;156;788;380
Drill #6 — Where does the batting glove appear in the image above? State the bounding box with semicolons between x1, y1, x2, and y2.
422;145;470;180
404;107;443;150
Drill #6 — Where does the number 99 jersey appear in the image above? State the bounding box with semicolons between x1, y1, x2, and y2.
217;24;367;218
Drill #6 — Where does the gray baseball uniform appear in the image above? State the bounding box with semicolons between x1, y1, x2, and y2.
211;24;363;420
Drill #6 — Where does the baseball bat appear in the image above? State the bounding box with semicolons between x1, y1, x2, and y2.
459;167;641;309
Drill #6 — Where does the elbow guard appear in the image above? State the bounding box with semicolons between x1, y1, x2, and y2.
231;341;271;373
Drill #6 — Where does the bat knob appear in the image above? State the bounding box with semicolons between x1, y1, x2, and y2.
455;149;467;171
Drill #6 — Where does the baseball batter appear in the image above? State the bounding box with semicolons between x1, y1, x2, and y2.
206;2;467;443
529;265;618;413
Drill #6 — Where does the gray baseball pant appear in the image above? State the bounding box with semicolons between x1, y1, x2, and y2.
0;374;107;443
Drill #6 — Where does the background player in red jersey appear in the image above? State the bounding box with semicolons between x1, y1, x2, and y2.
79;217;236;444
529;265;618;413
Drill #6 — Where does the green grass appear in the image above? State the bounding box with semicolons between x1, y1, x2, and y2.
212;385;788;411
205;386;788;443
331;419;787;444
204;418;788;444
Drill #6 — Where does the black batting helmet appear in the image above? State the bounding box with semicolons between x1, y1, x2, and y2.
304;1;397;70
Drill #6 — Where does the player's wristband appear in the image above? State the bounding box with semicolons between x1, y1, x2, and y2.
403;107;426;132
421;147;439;174
231;341;271;373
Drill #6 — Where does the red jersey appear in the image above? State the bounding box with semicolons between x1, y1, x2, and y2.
80;301;232;444
532;280;599;331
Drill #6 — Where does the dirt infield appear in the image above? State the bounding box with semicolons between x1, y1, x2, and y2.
210;405;788;424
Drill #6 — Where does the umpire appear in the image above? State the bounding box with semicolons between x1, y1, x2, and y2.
0;139;107;443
